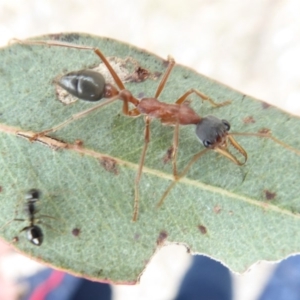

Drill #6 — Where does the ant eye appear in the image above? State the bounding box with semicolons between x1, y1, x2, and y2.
203;140;213;148
222;120;230;131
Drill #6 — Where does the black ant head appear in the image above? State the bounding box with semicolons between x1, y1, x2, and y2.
25;189;41;202
196;115;231;148
26;226;44;246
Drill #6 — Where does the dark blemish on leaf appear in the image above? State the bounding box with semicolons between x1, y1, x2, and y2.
97;269;103;276
125;66;161;83
153;71;162;79
213;205;221;214
259;128;271;134
72;228;81;237
198;225;207;235
243;116;256;124
74;139;84;148
59;33;81;43
163;146;174;164
157;230;168;246
264;190;276;200
162;59;169;68
134;233;140;241
99;157;119;175
125;67;150;82
262;102;271;109
0;186;2;193
48;33;63;41
12;236;19;243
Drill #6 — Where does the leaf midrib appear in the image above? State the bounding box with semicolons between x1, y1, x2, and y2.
2;123;298;219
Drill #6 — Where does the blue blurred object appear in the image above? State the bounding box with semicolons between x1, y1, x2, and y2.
174;255;232;300
21;268;111;300
22;254;300;300
259;255;300;300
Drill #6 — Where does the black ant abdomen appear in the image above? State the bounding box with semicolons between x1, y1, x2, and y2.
25;225;43;246
58;69;106;101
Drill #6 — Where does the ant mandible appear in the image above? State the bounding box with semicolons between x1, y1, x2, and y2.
13;39;247;221
1;189;46;246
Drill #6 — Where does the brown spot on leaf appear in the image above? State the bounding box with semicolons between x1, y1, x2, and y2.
213;205;221;214
262;102;271;109
259;128;271;134
12;236;19;243
152;71;162;79
0;186;2;193
163;146;174;164
125;67;150;82
198;225;207;234
99;157;119;175
138;92;145;98
74;139;84;148
134;233;141;241
162;59;169;68
72;228;81;237
243;116;256;124
264;190;276;200
157;230;168;245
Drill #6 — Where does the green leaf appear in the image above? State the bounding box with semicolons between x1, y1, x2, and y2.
0;33;300;283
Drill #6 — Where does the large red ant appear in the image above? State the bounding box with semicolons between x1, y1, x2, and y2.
12;39;299;221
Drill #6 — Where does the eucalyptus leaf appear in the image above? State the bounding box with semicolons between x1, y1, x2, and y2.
0;33;300;283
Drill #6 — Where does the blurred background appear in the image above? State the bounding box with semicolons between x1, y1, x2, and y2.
0;0;299;299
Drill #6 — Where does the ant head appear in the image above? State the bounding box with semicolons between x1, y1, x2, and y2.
58;69;106;102
25;189;41;201
26;225;43;246
196;115;231;148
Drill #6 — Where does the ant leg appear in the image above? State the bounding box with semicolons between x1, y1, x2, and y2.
33;95;120;137
36;219;62;234
0;219;15;231
12;39;126;90
231;131;300;156
168;88;231;177
172;123;180;179
154;56;176;98
132;116;151;221
175;89;230;107
157;149;209;208
0;218;26;234
13;39;142;136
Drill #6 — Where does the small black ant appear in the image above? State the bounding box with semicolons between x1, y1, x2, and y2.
12;39;300;220
1;189;50;246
